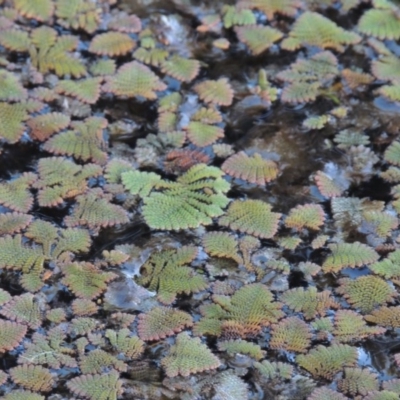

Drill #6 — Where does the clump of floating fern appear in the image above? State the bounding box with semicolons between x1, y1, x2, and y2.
222;152;279;185
89;32;136;57
194;78;234;106
235;25;283;55
237;0;303;19
137;246;207;304
285;203;325;231
281;11;361;51
14;0;54;21
161;332;221;377
27;113;70;142
0;102;29;143
122;164;230;230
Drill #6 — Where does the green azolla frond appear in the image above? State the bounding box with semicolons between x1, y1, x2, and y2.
10;364;54;392
0;29;30;52
219;199;281;239
270;316;312;353
34;157;101;207
358;8;400;40
89;32;136;57
0;212;32;235
69;317;98;336
0;320;27;352
222;5;256;28
385;140;400;166
254;360;294;380
365;305;400;328
27;112;70;142
137;246;207;304
14;0;54;21
235;25;283;55
285;203;325;231
80;349;127;374
333;310;385;343
303;114;331;130
281;11;361;52
194;78;234;106
25;220;57;256
137;306;193;340
67;370;123;400
43;116;108;165
202;232;242;264
3;390;45;400
218;339;264;360
0;102;28;143
62;262;117;300
161;56;200;82
379;84;400;102
1;293;43;328
105;328;144;358
368;250;400;279
0;70;27;101
322;242;379;273
104;159;132;184
28;26;86;77
133;47;169;67
297;344;358;379
281;81;321;103
56;78;102;104
55;0;101;34
237;0;303;19
334;129;370;148
19;327;77;369
104;60;167;99
338;367;379;396
186;121;224;147
372;55;400;83
195;283;283;338
362;210;398;238
336;276;397;313
161;332;221;377
222;152;279;185
123;164;230;230
89;59;116;76
281;287;339;319
65;190;129;229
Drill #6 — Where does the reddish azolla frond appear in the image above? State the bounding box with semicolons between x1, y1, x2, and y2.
0;212;32;235
315;170;345;198
103;61;167;99
285;204;325;231
0;293;43;329
336;276;397;314
219;199;281;239
186;121;224;147
342;68;374;89
0;102;28;144
194;78;234;106
72;299;98;316
62;261;117;300
0;320;27;352
0;172;37;213
237;0;303;19
64;189;129;230
281;287;339;320
322;242;379;273
269;317;312;353
333;310;385;342
67;370;124;400
56;78;102;105
161;332;221;377
308;387;349;400
164;148;210;175
235;25;283;55
10;364;54;392
89;32;136;57
27;112;70;142
108;12;142;33
110;312;136;328
222;152;279;185
365;305;400;328
338;367;379;397
297;344;358;379
137;306;193;341
161;56;200;82
43;116;108;165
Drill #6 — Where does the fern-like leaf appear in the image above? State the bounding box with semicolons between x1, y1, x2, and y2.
43;117;108;165
358;8;400;40
322;242;379;273
308;387;349;400
194;78;234;106
365;305;400;328
104;60;167;99
297;344;358;379
10;365;54;392
0;70;27;101
161;56;200;82
89;32;136;57
1;293;43;328
105;328;144;358
219;199;281;239
186;121;224;147
161;332;221;377
27;113;70;142
56;78;102;104
338;367;379;396
67;370;123;400
0;212;32;235
235;25;283;55
281;11;361;51
14;0;54;21
218;339;264;360
137;307;193;340
222;152;279;185
0;102;28;143
0;320;27;352
202;232;242;264
237;0;303;19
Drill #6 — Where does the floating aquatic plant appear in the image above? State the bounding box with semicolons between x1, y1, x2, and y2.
237;0;303;19
235;25;283;55
338;367;379;396
365;306;400;328
89;32;136;57
194;78;234;106
27;113;70;142
285;204;325;231
0;70;27;102
0;102;28;143
122;164;230;230
1;293;43;328
0;320;27;353
202;232;242;264
218;339;264;360
105;329;144;358
358;6;400;40
0;172;36;212
56;78;102;105
164;148;210;174
14;0;53;21
161;56;200;82
0;212;32;235
186;121;224;147
10;365;54;392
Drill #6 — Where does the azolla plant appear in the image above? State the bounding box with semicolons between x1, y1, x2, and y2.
1;0;400;398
